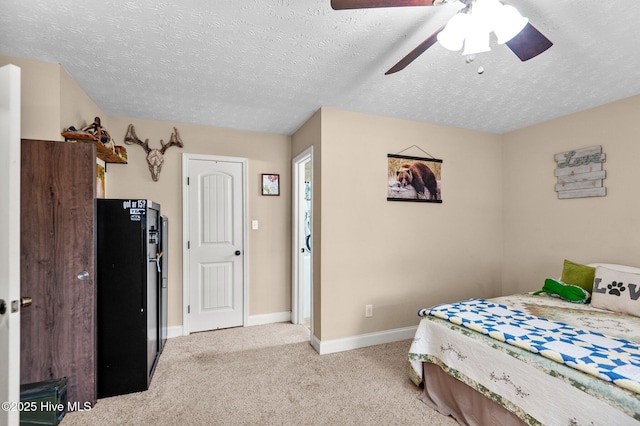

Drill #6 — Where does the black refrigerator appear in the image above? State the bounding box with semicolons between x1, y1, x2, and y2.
96;199;164;397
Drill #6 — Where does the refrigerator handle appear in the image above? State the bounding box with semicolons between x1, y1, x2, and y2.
149;252;163;273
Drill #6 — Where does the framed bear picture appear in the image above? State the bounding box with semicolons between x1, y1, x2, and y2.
387;154;442;203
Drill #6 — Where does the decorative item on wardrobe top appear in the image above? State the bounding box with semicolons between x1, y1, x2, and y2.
554;145;606;199
61;116;128;164
387;145;442;203
124;124;184;182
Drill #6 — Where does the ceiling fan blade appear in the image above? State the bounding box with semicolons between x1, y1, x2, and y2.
385;25;444;75
505;22;553;61
331;0;436;10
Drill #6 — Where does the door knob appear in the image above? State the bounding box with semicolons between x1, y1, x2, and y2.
235;250;241;256
2;297;32;314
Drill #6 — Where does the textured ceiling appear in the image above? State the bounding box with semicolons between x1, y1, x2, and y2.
1;0;639;135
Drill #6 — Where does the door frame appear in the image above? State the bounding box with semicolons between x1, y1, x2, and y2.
291;146;313;336
181;153;248;335
0;63;21;426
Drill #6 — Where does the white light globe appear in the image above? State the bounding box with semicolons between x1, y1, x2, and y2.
437;12;470;51
494;4;529;44
462;30;491;56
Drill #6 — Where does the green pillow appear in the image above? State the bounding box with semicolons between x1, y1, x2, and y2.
533;278;591;303
560;259;596;292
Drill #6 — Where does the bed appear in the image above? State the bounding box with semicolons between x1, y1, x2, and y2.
408;262;640;425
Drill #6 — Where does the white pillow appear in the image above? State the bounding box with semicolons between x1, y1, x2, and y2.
591;265;640;317
588;263;640;274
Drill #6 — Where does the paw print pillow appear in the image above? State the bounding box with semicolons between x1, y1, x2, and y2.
591;266;640;317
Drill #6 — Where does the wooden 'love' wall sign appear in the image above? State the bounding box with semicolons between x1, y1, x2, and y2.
554;145;606;199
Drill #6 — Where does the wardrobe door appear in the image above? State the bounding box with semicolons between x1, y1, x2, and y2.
20;139;97;407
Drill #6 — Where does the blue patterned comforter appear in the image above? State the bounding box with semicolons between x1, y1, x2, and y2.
424;298;640;394
409;293;640;425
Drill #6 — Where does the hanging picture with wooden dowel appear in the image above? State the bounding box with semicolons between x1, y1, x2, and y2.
554;146;606;199
387;154;442;203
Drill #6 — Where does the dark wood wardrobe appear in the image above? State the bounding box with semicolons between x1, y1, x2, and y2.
20;139;97;407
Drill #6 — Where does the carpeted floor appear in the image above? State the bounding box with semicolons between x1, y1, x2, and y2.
62;322;457;425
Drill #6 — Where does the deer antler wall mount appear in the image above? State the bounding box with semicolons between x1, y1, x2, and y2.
124;124;184;181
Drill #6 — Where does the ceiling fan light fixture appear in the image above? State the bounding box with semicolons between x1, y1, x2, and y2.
472;0;503;31
438;0;528;54
494;4;529;44
462;30;491;56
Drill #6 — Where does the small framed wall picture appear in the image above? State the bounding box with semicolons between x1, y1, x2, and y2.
262;173;280;196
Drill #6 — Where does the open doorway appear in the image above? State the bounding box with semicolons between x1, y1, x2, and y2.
292;147;313;335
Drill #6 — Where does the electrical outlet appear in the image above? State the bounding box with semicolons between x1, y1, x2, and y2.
365;304;373;318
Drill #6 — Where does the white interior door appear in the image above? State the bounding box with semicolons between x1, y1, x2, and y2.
0;64;21;426
185;156;246;333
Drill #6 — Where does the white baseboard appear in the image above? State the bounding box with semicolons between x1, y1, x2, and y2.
169;312;292;338
167;325;184;339
316;326;417;355
310;333;321;353
246;311;291;327
168;316;416;356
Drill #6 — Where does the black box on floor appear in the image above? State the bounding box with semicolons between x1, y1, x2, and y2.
19;378;67;425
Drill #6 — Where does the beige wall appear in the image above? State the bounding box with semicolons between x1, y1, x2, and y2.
60;68;107;135
501;94;640;295
0;55;107;139
0;56;62;140
105;116;292;327
316;108;503;340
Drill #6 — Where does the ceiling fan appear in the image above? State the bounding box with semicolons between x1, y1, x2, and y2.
330;0;553;74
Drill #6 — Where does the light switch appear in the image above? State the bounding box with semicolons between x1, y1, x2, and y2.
252;220;259;230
